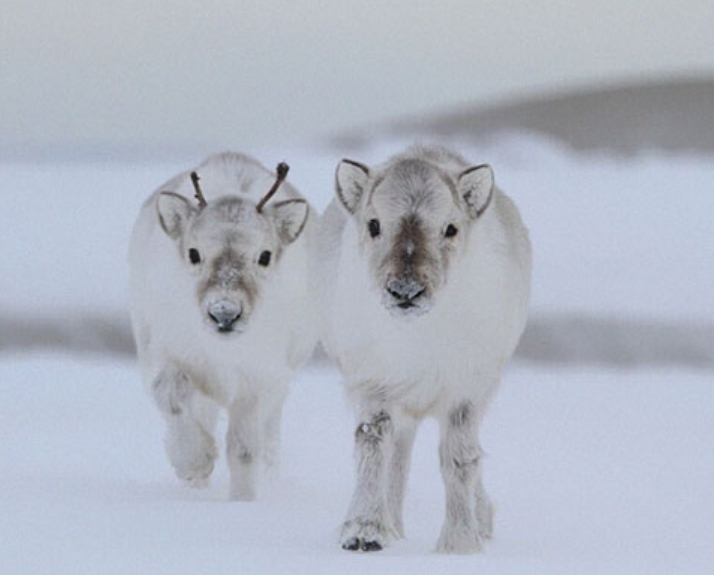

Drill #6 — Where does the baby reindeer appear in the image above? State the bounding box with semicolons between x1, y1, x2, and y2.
318;144;532;553
129;152;317;500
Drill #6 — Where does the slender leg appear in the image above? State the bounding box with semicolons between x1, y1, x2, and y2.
387;414;418;538
475;467;494;540
340;405;397;552
436;401;486;553
262;396;285;479
226;395;261;501
151;366;217;487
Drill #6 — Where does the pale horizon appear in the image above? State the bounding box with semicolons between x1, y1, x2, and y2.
2;0;713;156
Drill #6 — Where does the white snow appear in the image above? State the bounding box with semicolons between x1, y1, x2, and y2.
0;356;711;574
1;134;713;572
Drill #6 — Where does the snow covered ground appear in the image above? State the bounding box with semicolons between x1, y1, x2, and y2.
0;135;713;572
0;356;712;574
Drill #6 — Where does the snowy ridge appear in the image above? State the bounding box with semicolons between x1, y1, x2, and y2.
2;313;713;368
0;313;135;356
340;76;714;155
520;315;714;368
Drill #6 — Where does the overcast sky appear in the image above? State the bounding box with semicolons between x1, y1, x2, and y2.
2;0;713;156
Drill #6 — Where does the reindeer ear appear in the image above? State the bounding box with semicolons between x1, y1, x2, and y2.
157;192;195;239
458;164;494;219
269;199;309;245
335;159;370;214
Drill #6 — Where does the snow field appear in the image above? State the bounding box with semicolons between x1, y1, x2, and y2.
0;356;711;574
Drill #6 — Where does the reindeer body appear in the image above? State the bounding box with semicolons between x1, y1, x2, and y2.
318;144;531;552
129;152;317;499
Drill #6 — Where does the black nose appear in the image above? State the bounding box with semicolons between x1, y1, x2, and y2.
207;301;242;332
386;277;426;308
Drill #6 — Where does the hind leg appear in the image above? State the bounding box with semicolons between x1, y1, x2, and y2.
262;393;286;479
387;413;418;538
226;395;261;501
152;365;218;487
474;469;494;540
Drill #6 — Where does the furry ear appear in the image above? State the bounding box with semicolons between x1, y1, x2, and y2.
335;159;370;214
458;164;494;219
157;192;195;239
268;199;309;245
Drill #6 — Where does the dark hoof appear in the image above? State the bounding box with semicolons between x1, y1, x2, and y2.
342;538;383;552
342;538;361;551
361;540;383;552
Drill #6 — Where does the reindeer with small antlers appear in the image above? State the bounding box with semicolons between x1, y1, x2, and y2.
129;152;318;499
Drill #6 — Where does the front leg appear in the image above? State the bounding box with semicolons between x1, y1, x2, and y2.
436;400;488;554
152;366;217;487
341;406;398;552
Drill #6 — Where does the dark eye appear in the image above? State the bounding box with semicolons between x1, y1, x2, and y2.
444;224;458;238
367;219;381;238
258;250;272;267
188;248;201;264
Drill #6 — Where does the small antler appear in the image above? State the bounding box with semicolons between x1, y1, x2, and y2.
256;162;290;213
190;171;207;209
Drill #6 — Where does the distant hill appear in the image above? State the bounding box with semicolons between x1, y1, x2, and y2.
338;76;714;154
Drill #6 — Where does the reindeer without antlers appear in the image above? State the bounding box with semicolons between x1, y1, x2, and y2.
318;143;531;553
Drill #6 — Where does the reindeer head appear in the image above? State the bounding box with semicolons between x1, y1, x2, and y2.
156;164;308;335
335;156;493;317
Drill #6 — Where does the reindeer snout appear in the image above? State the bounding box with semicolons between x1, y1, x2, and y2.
386;277;426;308
207;300;243;333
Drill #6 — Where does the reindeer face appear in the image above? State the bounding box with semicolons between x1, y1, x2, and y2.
157;193;308;335
335;157;494;318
